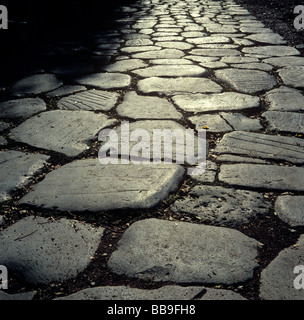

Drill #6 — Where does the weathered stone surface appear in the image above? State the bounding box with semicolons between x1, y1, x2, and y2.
120;46;161;53
275;196;304;227
219;164;304;191
20;161;185;212
132;49;185;59
172;92;260;113
200;289;247;301
0;98;46;119
10;110;115;157
264;87;304;111
0;291;36;300
46;85;87;98
75;73;131;89
189;48;241;56
156;41;194;50
55;285;204;300
108;218;259;284
57;90;119;111
263;111;304;133
262;56;304;67
230;62;273;71
0;216;104;284
10;74;63;96
189;161;217;183
103;59;148;72
131;65;208;77
245;33;286;44
116;91;182;119
171;185;270;226
0;136;7;146
138;77;222;95
215;131;304;164
215;68;276;93
259;235;304;300
242;45;300;57
216;154;269;164
278;66;304;89
0;151;49;202
150;58;193;65
0;122;9;132
187;36;231;44
125;39;153;46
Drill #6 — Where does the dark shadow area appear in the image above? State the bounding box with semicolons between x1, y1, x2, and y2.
0;0;136;88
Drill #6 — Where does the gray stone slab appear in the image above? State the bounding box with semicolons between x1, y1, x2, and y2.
10;74;62;96
0;136;7;146
75;73;131;90
219;163;304;191
131;65;208;77
263;111;304;133
275;196;304;227
116;91;182;119
10;110;115;157
0;216;104;284
0;151;49;203
189;160;217;184
264;87;304;111
262;56;304;67
171;185;270;226
215;131;304;164
20;161;185;212
278;66;304;89
149;59;194;65
0;98;46;119
125;39;154;46
172;92;260;113
242;45;300;57
220;56;259;63
216;154;269;164
108;218;259;284
57;90;119;111
132;49;185;59
189;48;241;56
120;46;161;53
46;85;87;98
155;41;194;50
245;33;287;44
230;62;273;71
103;59;148;72
200;289;247;300
259;235;304;300
138;77;222;95
0;291;36;300
215;68;276;93
186;36;231;44
0;122;9;132
55;285;204;300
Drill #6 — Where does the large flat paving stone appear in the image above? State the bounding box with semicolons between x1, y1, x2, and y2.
215;131;304;164
275;196;304;227
262;56;304;67
131;65;208;77
0;216;104;284
189;48;241;57
10;74;63;96
263;111;304;133
75;73;131;90
219;163;304;191
259;235;304;300
55;285;204;300
138;77;222;95
245;33;286;44
10;110;115;157
107;218;259;284
20;161;185;212
132;49;185;59
57;90;119;111
242;45;300;57
170;185;270;226
0;291;36;300
103;59;148;72
116;91;182;119
215;68;276;93
0;151;49;202
0;98;46;119
172;92;260;113
278;66;304;89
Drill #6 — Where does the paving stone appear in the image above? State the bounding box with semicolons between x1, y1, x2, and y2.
216;154;269;164
0;216;104;284
10;74;63;96
275;196;304;227
264;87;304;111
131;65;208;77
75;73;131;90
171;185;270;226
149;59;194;65
262;56;304;67
278;66;304;89
263;111;304;133
259;235;304;300
187;36;231;44
138;77;222;95
215;131;304;164
120;46;161;53
219;163;304;191
107;218;259;284
55;285;205;300
245;33;287;44
230;62;273;71
10;110;115;157
20;160;185;212
0;136;7;146
215;68;276;93
125;38;153;46
172;92;260;113
46;85;87;98
57;90;119;111
181;31;206;38
0;291;36;300
189;48;241;56
0;151;49;203
189;161;217;183
221;56;259;63
155;41;194;50
200;289;247;300
0;122;9;132
132;49;185;59
0;98;46;119
103;59;148;72
116;91;182;119
242;45;300;57
152;36;184;42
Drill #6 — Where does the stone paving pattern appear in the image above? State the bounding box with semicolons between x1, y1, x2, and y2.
1;0;304;300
